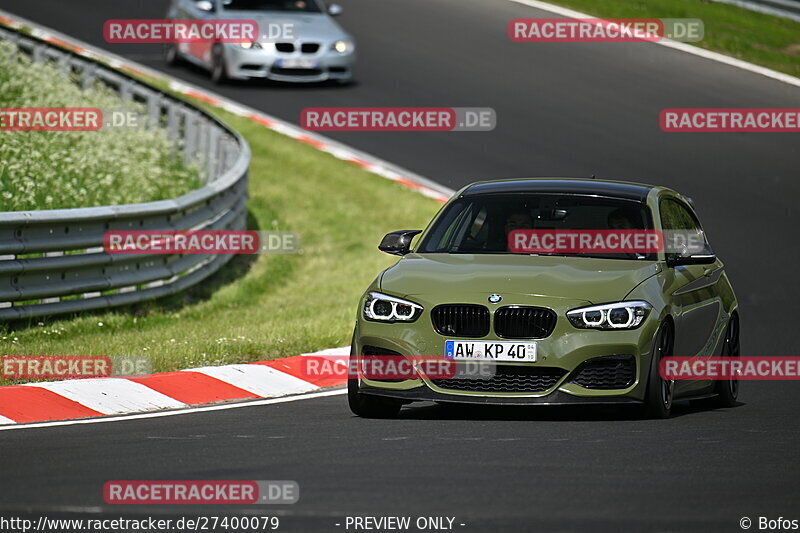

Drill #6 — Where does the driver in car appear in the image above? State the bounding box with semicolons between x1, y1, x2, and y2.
607;207;643;230
607;207;647;258
504;211;534;251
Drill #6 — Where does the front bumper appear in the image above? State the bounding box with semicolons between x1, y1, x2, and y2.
223;43;354;82
358;383;644;406
353;294;661;404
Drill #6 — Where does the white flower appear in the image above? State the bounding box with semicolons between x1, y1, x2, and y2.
0;40;201;212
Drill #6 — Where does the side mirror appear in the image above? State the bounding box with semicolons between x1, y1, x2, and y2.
379;230;422;256
196;0;215;12
328;3;343;16
666;253;716;267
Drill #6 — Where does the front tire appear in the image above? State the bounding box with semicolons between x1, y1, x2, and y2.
164;43;182;66
713;314;740;408
347;340;402;418
210;45;228;84
348;378;402;418
643;321;675;419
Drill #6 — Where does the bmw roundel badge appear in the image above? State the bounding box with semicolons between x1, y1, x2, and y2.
488;294;502;304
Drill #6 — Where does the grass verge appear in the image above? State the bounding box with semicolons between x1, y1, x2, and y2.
540;0;800;78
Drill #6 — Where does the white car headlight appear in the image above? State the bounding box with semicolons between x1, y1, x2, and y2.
567;301;652;330
240;41;262;49
364;292;423;323
332;40;354;53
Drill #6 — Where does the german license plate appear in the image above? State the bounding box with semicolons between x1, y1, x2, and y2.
445;341;537;362
276;57;317;69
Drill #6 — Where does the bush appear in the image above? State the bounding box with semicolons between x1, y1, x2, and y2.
0;40;201;212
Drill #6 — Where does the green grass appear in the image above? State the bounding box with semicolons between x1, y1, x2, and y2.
0;107;441;380
0;40;201;211
543;0;800;78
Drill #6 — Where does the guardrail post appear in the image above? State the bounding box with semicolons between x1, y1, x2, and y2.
142;91;155;130
31;42;44;63
79;63;96;90
119;77;132;102
183;110;198;166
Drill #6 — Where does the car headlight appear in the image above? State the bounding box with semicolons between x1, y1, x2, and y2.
363;292;423;322
567;301;652;330
240;41;262;49
332;40;354;53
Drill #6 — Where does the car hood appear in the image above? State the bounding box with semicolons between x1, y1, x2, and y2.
380;253;660;304
217;11;349;41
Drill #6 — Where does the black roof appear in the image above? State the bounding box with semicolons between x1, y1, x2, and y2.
461;178;654;202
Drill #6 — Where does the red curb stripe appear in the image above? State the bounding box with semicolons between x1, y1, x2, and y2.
397;178;423;190
129;371;259;405
248;114;274;127
0;387;102;423
348;158;371;168
255;356;347;388
121;66;145;77
297;135;326;150
44;36;83;54
184;90;221;105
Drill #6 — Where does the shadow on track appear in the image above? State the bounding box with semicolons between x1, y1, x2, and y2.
390;400;744;422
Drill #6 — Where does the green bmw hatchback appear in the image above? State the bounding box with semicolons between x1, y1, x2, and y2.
349;178;740;418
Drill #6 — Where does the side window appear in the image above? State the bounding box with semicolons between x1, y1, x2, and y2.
660;199;700;232
660;198;707;258
469;207;488;239
434;204;474;251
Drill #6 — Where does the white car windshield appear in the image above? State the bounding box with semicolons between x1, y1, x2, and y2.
221;0;323;13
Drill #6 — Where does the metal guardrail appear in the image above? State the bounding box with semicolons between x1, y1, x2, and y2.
0;26;251;321
711;0;800;21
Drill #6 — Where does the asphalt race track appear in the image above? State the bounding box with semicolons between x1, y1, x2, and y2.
2;0;800;531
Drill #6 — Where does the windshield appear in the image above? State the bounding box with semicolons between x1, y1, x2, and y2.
220;0;323;12
417;193;656;260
